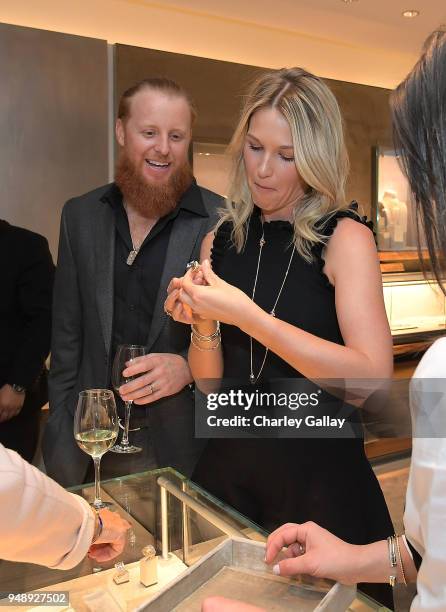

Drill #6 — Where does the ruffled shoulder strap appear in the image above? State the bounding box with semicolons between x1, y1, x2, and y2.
210;220;233;275
312;201;375;287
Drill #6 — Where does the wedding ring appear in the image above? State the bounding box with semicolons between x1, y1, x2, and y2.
186;260;200;272
164;306;172;317
148;384;154;395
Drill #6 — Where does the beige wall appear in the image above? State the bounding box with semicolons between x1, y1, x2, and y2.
0;0;416;88
0;23;109;258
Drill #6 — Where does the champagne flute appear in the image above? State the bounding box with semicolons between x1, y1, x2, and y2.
110;344;146;454
74;389;118;509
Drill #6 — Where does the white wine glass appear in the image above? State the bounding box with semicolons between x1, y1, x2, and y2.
110;344;146;454
74;389;118;509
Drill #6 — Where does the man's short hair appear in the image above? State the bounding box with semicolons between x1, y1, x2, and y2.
117;77;197;124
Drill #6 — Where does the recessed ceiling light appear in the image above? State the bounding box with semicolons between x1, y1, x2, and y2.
402;9;420;18
341;0;359;3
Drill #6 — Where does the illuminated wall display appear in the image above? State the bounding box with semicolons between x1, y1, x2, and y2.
373;147;423;253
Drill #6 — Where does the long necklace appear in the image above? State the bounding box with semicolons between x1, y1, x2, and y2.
249;221;295;384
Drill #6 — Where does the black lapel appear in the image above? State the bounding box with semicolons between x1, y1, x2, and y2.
146;212;204;351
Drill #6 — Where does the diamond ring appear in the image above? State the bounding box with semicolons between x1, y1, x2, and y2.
186;260;200;272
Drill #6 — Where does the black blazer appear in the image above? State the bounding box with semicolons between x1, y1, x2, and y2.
43;182;221;486
0;220;54;391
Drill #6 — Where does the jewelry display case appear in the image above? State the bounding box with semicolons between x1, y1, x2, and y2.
383;273;446;349
0;468;390;611
372;146;446;351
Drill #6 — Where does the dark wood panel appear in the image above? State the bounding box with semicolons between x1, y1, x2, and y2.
366;438;411;460
115;45;264;144
328;80;392;217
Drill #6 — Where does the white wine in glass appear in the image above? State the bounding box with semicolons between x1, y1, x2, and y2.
74;389;118;509
111;344;146;454
76;429;117;457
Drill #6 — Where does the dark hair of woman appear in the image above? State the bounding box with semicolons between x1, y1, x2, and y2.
390;27;446;293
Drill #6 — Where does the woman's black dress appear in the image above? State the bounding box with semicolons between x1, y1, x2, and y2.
192;206;394;608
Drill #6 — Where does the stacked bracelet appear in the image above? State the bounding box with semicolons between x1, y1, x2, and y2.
190;322;221;351
191;322;220;342
387;534;408;587
190;332;221;351
387;535;397;587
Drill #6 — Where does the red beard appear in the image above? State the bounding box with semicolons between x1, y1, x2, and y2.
115;151;193;218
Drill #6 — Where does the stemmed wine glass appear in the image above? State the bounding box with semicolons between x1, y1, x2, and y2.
110;344;146;454
74;389;118;509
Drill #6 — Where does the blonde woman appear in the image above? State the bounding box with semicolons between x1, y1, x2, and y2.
164;68;394;607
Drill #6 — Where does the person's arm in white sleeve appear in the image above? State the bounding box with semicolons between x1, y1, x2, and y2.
405;339;446;612
0;444;130;569
404;439;446;612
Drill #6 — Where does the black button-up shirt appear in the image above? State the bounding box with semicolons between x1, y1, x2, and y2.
101;181;207;358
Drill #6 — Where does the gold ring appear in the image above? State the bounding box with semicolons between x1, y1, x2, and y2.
148;384;154;395
164;306;172;317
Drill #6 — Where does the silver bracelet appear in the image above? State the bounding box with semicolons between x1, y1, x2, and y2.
387;535;397;587
190;332;221;351
191;321;220;342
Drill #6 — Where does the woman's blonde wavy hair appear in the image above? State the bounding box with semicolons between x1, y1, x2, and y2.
220;67;351;262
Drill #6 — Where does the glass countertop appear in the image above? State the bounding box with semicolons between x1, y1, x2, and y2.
0;468;390;611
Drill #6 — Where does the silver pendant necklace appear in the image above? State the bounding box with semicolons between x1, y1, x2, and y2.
126;245;139;266
249;221;295;384
124;201;151;266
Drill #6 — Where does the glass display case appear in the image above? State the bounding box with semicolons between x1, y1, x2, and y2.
0;468;390;611
383;273;446;348
371;147;446;347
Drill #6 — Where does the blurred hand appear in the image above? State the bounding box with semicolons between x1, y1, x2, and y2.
201;597;265;612
88;509;131;563
178;260;252;326
165;267;208;325
120;353;192;404
265;522;361;585
0;384;25;423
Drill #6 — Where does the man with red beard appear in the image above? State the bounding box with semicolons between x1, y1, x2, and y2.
43;78;222;487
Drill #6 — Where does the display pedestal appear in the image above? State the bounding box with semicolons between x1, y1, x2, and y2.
4;554;186;612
